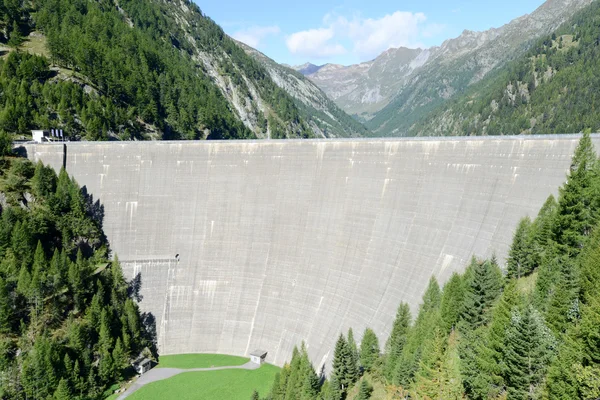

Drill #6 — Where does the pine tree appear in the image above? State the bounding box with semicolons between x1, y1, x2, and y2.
485;281;523;385
7;21;22;48
30;241;46;304
578;223;600;301
48;249;63;291
440;273;465;332
0;277;11;333
99;308;113;352
356;379;373;400
532;195;557;250
384;303;411;381
284;346;303;399
112;337;128;375
394;277;443;387
16;260;30;297
53;378;71;400
545;258;580;335
503;306;557;399
507;217;535;279
347;328;359;380
421;277;442;315
461;259;503;328
359;328;379;372
412;328;464;399
332;334;355;396
554;132;599;255
250;390;260;400
412;327;447;398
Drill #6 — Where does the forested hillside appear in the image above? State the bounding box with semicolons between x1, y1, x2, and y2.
0;140;155;399
265;134;600;399
0;0;365;140
410;1;600;136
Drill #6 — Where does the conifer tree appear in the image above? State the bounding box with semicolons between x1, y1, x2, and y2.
356;379;373;400
554;132;599;255
421;277;442;315
7;20;22;48
359;328;379;372
48;248;63;291
0;277;11;333
578;223;600;301
544;259;580;335
332;334;356;396
284;346;308;400
503;306;557;399
112;337;128;375
461;259;503;328
16;260;30;297
440;273;465;332
413;328;463;399
347;328;359;379
384;303;411;381
507;217;535;279
53;378;71;400
485;281;523;383
394;277;443;387
532;195;558;250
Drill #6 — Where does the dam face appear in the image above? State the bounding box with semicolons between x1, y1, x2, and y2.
24;135;598;370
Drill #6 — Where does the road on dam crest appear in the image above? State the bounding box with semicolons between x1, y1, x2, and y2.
23;135;600;372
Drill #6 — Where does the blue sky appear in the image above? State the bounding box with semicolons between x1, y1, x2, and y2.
194;0;546;66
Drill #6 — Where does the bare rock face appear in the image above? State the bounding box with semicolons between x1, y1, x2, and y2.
129;0;370;139
237;42;369;138
294;0;592;135
296;47;424;119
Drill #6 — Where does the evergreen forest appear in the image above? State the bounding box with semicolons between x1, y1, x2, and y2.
0;140;156;399
0;0;320;140
263;133;600;399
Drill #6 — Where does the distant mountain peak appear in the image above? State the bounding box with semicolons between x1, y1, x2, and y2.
292;63;323;75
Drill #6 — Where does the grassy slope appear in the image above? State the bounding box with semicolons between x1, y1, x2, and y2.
156;354;249;369
128;365;280;400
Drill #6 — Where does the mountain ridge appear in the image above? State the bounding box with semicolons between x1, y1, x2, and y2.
294;0;592;136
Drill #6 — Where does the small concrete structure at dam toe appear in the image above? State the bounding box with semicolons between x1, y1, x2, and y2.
24;135;600;372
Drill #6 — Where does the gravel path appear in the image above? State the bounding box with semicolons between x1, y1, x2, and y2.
116;361;260;399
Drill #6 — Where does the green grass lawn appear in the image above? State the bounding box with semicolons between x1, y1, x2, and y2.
156;353;249;369
128;364;280;400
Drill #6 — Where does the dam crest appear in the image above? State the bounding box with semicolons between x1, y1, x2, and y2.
24;135;600;371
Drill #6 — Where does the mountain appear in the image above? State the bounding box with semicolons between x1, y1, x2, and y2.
409;0;600;136
298;0;592;136
293;62;323;75
0;0;368;140
239;43;369;138
295;47;425;119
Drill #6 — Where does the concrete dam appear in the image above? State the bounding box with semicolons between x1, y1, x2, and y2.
24;135;598;371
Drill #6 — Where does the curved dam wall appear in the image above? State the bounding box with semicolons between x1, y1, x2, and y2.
23;135;599;370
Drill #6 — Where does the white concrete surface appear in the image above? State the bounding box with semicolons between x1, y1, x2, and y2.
23;135;599;372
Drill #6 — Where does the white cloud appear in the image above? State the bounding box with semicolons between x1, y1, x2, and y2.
286;11;444;61
232;25;280;48
286;28;347;58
